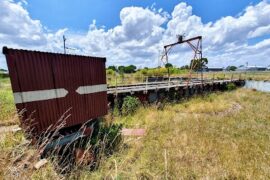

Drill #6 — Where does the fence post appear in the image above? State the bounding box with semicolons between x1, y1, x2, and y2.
146;76;148;92
115;74;118;94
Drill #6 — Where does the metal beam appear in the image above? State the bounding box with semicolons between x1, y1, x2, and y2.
164;36;202;48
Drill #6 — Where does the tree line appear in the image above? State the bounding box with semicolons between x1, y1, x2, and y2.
108;65;137;74
107;58;242;75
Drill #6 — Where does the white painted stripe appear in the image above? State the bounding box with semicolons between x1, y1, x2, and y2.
13;88;68;104
76;84;107;95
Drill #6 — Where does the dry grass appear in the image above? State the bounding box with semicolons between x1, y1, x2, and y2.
107;71;270;86
0;111;122;179
0;114;68;179
1;75;270;179
79;89;270;179
204;71;270;81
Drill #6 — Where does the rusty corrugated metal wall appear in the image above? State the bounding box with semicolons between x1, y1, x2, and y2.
3;47;107;134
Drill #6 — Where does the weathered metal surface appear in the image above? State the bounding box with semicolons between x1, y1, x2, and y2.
3;47;107;134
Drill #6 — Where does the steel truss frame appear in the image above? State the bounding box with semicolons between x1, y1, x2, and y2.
161;36;203;83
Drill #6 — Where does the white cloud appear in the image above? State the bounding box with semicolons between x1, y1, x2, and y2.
64;6;168;67
164;1;270;66
248;25;270;38
206;0;270;45
0;0;46;46
1;0;270;70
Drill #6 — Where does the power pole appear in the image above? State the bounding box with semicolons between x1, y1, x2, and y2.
63;35;66;54
200;38;203;84
157;50;161;67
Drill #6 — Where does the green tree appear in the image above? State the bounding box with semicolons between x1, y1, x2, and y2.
165;63;173;76
108;66;117;71
117;65;137;74
190;58;208;71
118;66;125;73
180;65;189;70
226;66;237;71
124;65;137;73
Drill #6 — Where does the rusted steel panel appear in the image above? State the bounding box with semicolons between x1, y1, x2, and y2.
3;47;107;134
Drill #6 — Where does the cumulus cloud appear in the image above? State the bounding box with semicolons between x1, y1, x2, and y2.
0;0;46;46
164;1;270;66
1;0;270;70
65;6;168;67
206;0;270;45
248;25;270;38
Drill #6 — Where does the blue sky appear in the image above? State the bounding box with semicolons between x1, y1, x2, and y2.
24;0;261;31
1;0;270;69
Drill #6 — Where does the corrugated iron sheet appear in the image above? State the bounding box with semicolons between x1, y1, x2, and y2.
3;47;107;135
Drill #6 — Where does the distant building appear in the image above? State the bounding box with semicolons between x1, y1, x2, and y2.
238;66;268;71
203;67;224;72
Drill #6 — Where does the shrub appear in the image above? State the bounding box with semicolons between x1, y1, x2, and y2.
121;96;140;116
217;76;224;80
106;69;115;76
226;83;236;91
113;100;121;116
91;122;123;155
140;69;148;76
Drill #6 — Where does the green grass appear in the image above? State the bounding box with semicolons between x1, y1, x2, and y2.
0;77;18;126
